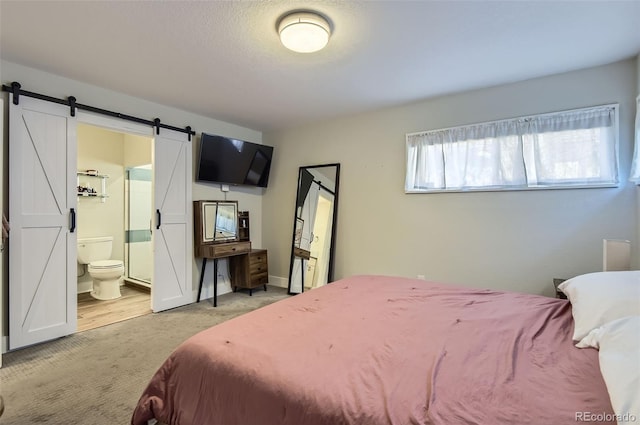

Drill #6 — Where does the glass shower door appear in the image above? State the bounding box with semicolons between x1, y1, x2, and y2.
126;165;153;286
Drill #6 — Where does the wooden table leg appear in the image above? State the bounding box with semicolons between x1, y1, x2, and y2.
197;258;207;302
301;257;305;293
213;258;218;307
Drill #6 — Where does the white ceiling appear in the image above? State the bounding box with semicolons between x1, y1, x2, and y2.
1;1;639;132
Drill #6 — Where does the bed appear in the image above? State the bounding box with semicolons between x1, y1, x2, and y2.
131;273;638;425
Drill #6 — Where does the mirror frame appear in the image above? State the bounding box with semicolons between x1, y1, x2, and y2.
193;200;239;245
287;163;340;294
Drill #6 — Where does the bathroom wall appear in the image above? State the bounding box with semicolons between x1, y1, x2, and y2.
124;134;152;168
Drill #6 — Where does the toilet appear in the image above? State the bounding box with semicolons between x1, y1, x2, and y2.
77;236;124;300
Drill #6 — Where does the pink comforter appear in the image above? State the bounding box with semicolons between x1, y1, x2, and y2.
131;275;613;425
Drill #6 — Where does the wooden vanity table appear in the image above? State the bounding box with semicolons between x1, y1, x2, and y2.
194;200;268;307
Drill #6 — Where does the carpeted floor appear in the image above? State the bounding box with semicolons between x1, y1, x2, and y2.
0;286;289;424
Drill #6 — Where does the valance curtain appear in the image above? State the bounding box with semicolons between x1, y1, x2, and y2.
406;105;618;192
629;95;640;184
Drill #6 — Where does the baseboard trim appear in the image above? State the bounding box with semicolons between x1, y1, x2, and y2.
268;275;288;289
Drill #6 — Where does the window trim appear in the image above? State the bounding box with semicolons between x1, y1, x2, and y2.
629;95;640;184
405;182;618;195
405;104;620;194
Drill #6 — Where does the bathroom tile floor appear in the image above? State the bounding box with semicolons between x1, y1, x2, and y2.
77;284;152;332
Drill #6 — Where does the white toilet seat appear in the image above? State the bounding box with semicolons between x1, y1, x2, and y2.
89;259;123;270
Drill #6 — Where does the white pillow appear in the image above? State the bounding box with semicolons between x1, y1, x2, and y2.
576;316;640;423
558;271;640;343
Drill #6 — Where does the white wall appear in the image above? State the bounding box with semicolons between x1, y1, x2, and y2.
264;58;638;297
0;60;266;302
637;54;640;95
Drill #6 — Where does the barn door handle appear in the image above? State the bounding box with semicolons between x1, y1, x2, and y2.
156;209;161;229
70;208;76;233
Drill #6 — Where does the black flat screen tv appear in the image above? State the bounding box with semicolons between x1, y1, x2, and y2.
196;133;274;188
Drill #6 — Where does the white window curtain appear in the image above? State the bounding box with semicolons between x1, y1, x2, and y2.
406;105;618;192
406;121;525;190
629;95;640;184
523;107;617;186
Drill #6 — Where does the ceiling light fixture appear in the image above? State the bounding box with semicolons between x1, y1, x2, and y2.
278;11;331;53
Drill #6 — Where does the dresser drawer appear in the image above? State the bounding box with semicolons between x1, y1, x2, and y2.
204;241;251;258
249;251;267;266
293;247;310;260
250;272;269;286
250;256;267;273
249;250;268;272
250;262;267;275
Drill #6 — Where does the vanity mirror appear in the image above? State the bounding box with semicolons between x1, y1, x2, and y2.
288;164;340;294
193;200;239;245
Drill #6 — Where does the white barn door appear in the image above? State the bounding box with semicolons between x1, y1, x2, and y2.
152;129;192;312
9;95;77;349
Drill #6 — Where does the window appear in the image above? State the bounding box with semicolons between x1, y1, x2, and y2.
405;105;619;193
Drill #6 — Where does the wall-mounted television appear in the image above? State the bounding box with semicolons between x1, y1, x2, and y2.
196;133;274;188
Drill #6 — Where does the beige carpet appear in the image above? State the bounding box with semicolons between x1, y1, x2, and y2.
0;286;289;425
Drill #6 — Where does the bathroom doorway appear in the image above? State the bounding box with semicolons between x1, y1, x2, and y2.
76;123;153;331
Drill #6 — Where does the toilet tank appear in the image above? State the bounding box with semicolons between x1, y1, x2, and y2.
77;236;113;264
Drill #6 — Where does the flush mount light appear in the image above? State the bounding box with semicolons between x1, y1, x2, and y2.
278;11;331;53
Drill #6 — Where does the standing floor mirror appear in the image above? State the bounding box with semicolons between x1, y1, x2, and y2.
288;163;340;294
